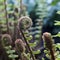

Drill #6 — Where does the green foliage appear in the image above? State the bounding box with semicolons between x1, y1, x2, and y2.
1;31;18;59
35;0;48;19
51;9;60;60
4;45;18;59
24;30;41;55
55;43;60;49
53;32;60;37
42;57;45;60
43;9;60;60
57;11;60;14
51;0;60;6
33;50;41;55
6;46;18;59
29;42;37;47
54;21;60;25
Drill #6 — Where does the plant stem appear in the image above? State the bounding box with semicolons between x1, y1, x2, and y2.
50;49;55;60
4;0;9;33
20;0;23;17
18;27;36;60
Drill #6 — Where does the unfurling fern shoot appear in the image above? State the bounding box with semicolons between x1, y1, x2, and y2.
42;32;55;60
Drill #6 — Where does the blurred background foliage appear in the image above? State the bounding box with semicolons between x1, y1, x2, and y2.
0;0;60;60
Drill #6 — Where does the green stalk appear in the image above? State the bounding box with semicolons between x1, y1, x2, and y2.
4;0;9;33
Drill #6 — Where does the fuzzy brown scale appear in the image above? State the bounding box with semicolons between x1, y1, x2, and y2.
43;32;53;49
42;32;55;60
18;16;33;30
15;39;30;60
15;39;25;53
1;34;12;46
1;34;12;60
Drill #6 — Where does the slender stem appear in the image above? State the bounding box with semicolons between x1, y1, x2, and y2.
0;24;2;35
20;0;23;17
18;27;36;60
4;0;9;33
13;19;17;42
50;49;55;60
20;29;36;60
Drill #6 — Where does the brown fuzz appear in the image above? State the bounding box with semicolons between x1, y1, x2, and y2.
18;16;33;30
43;32;53;49
1;34;12;46
15;39;25;53
42;32;55;60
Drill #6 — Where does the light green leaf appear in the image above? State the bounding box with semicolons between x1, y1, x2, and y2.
35;34;40;39
4;46;12;49
51;0;60;6
42;57;45;60
56;43;60;49
52;32;60;37
54;21;60;25
8;54;18;58
6;50;15;54
29;42;37;47
33;50;40;54
44;50;49;54
26;35;32;41
56;55;60;60
57;11;60;14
